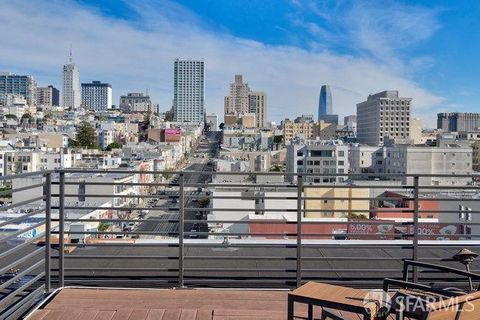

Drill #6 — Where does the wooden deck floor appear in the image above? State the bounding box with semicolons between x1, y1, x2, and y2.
26;287;394;320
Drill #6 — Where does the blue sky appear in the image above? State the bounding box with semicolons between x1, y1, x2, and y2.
1;0;479;127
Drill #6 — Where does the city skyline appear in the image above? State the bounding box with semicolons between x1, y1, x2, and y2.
1;1;479;127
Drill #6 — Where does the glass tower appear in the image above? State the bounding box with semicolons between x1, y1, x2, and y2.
318;85;332;120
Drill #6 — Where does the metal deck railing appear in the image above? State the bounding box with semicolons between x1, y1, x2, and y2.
1;169;480;319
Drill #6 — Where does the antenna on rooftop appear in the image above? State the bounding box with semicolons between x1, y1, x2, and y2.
69;44;73;63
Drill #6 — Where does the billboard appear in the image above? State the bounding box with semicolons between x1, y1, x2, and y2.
164;128;182;142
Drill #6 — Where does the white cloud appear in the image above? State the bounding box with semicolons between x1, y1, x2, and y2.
0;0;444;124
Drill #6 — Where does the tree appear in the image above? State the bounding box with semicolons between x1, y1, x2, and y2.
219;122;225;130
5;114;17;120
165;110;174;121
198;197;210;208
162;169;173;180
75;121;98;149
105;141;123;151
273;135;283;144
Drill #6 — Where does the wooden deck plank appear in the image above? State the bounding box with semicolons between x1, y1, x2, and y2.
180;309;197;320
128;309;149;320
95;310;116;320
146;309;166;320
27;309;50;320
111;309;133;320
161;309;182;320
195;309;213;320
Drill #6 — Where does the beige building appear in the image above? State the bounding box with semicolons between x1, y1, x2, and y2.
410;118;422;144
304;187;370;219
472;141;480;172
315;120;337;140
224;75;250;115
242;113;256;129
283;119;315;144
224;75;267;128
248;91;267;128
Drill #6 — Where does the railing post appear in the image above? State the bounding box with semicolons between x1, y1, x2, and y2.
412;175;419;283
44;172;51;293
296;175;303;288
59;171;65;288
178;173;185;288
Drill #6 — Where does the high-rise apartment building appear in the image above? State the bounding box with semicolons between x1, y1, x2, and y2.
0;72;37;106
36;85;60;107
81;81;112;111
224;75;250;115
119;93;152;113
224;75;267;128
62;52;81;109
437;112;480;132
318;85;338;124
173;59;205;123
356;90;411;146
248;91;267;128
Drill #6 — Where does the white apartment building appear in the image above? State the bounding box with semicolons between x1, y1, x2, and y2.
173;59;205;123
63;59;81;109
98;130;115;150
39;149;73;171
357;91;412;146
287;140;349;184
349;143;472;185
206;113;218;131
0;150;42;176
81;81;112;111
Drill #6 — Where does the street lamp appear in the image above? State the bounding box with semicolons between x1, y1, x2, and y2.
452;248;478;291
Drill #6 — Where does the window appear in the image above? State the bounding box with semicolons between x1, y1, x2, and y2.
297;160;303;165
338;151;345;157
338;160;344;165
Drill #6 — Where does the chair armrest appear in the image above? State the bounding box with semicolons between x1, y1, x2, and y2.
403;260;480;281
383;278;465;297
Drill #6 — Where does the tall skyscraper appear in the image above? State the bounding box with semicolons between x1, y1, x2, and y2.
36;85;60;107
0;72;37;106
224;75;250;115
248;91;267;128
356;91;411;146
437;112;480;132
62;49;81;109
173;59;205;123
81;81;112;111
224;74;267;128
318;85;338;124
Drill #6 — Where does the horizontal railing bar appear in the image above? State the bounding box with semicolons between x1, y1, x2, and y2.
0;246;45;275
52;181;179;187
0;170;50;181
56;168;479;178
0;231;47;260
61;255;178;260
61;243;180;247
0;208;45;228
64;268;179;272
0;221;46;245
53;230;179;236
0;272;45;309
0;259;44;291
183;268;297;272
0;284;46;320
0;182;44;197
0;196;44;212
